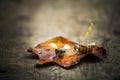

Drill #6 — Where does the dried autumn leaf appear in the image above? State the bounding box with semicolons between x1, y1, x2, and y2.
28;36;106;68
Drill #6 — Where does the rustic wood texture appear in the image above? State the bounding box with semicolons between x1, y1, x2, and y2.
0;0;120;80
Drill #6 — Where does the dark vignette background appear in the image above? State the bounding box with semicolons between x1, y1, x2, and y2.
0;0;120;80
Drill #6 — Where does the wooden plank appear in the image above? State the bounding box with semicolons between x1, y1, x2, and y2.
0;0;120;80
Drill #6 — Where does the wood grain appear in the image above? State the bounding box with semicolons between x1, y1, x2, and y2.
0;0;120;80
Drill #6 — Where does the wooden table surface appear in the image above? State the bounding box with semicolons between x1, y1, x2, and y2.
0;0;120;80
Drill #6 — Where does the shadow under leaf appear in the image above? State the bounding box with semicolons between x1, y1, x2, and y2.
35;54;101;69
